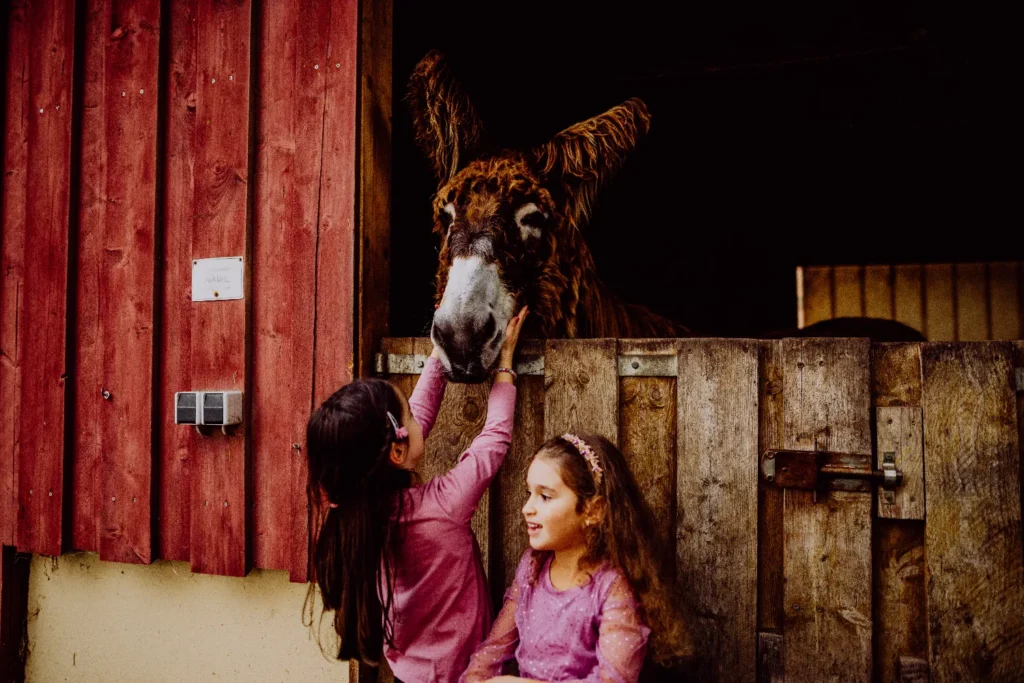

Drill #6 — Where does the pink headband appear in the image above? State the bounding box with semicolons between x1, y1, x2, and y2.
561;433;603;486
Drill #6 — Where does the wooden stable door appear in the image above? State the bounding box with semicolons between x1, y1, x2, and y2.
373;337;1024;683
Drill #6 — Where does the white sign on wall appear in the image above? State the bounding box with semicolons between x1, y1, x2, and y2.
192;257;244;301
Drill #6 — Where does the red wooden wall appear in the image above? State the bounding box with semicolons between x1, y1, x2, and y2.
1;0;359;580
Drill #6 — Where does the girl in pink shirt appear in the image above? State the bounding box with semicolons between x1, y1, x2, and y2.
305;307;528;682
461;434;692;683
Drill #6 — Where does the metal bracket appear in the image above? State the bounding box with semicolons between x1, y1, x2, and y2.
373;352;544;377
375;352;676;377
1016;368;1024;393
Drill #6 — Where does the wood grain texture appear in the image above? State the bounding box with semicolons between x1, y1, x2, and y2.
922;343;1024;681
782;338;873;683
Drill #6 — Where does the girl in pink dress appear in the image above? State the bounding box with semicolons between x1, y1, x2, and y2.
305;308;528;683
462;434;691;683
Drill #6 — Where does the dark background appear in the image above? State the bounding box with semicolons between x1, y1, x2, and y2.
389;0;1007;338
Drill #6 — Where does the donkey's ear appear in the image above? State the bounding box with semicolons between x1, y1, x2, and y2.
405;50;489;184
532;98;651;228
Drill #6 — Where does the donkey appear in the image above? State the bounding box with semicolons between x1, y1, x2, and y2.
407;51;923;382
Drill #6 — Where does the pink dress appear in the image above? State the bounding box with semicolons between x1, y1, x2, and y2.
383;356;517;683
461;551;651;683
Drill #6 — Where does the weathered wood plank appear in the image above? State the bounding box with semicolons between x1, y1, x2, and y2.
834;265;864;319
782;338;872;683
894;264;924;334
872;342;927;683
922;343;1024;681
955;263;990;341
544;339;618;441
99;0;161;565
873;343;922;408
620;340;677;578
16;0;77;556
799;266;832;328
1;0;29;548
70;0;107;553
189;0;254;576
988;262;1021;340
874;521;927;683
757;632;784;683
498;339;545;604
156;0;197;563
864;265;893;320
757;340;784;633
676;339;759;683
924;264;955;341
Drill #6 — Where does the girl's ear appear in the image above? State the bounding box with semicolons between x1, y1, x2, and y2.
389;441;409;468
583;496;606;526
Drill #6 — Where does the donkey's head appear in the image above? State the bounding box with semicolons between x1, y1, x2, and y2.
408;51;650;382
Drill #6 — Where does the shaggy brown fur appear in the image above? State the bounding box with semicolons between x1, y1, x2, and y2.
407;50;686;340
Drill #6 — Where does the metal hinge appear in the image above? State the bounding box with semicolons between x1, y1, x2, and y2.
761;448;904;496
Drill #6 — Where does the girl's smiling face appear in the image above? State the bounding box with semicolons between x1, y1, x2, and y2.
522;456;589;553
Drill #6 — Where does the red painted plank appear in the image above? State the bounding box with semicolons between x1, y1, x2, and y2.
157;0;197;563
1;1;30;548
251;0;326;575
16;0;77;557
70;0;108;553
190;0;253;576
301;0;359;582
98;0;161;565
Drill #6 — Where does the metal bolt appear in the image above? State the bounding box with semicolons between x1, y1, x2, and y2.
292;443;301;451
139;89;144;94
631;360;640;370
111;496;116;502
314;64;319;70
48;490;52;497
211;78;216;84
766;475;774;483
101;388;112;400
122;92;126;97
29;489;33;495
766;452;775;460
223;501;229;507
228;74;234;81
39;108;44;113
335;63;340;68
132;497;137;503
204;500;209;506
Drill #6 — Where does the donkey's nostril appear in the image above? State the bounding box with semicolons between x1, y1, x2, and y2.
481;314;496;341
433;319;456;350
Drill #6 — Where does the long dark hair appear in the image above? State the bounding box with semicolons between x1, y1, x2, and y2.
533;434;693;666
303;378;413;665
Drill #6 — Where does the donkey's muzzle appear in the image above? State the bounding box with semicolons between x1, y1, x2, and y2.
432;314;498;384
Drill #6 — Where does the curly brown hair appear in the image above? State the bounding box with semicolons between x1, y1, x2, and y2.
531;434;693;667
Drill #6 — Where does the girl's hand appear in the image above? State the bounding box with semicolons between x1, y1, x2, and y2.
499;306;529;367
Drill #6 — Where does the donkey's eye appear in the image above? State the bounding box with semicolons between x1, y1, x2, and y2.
514;203;547;242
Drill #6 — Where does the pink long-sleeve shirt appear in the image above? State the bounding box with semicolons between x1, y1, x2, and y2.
382;356;517;683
